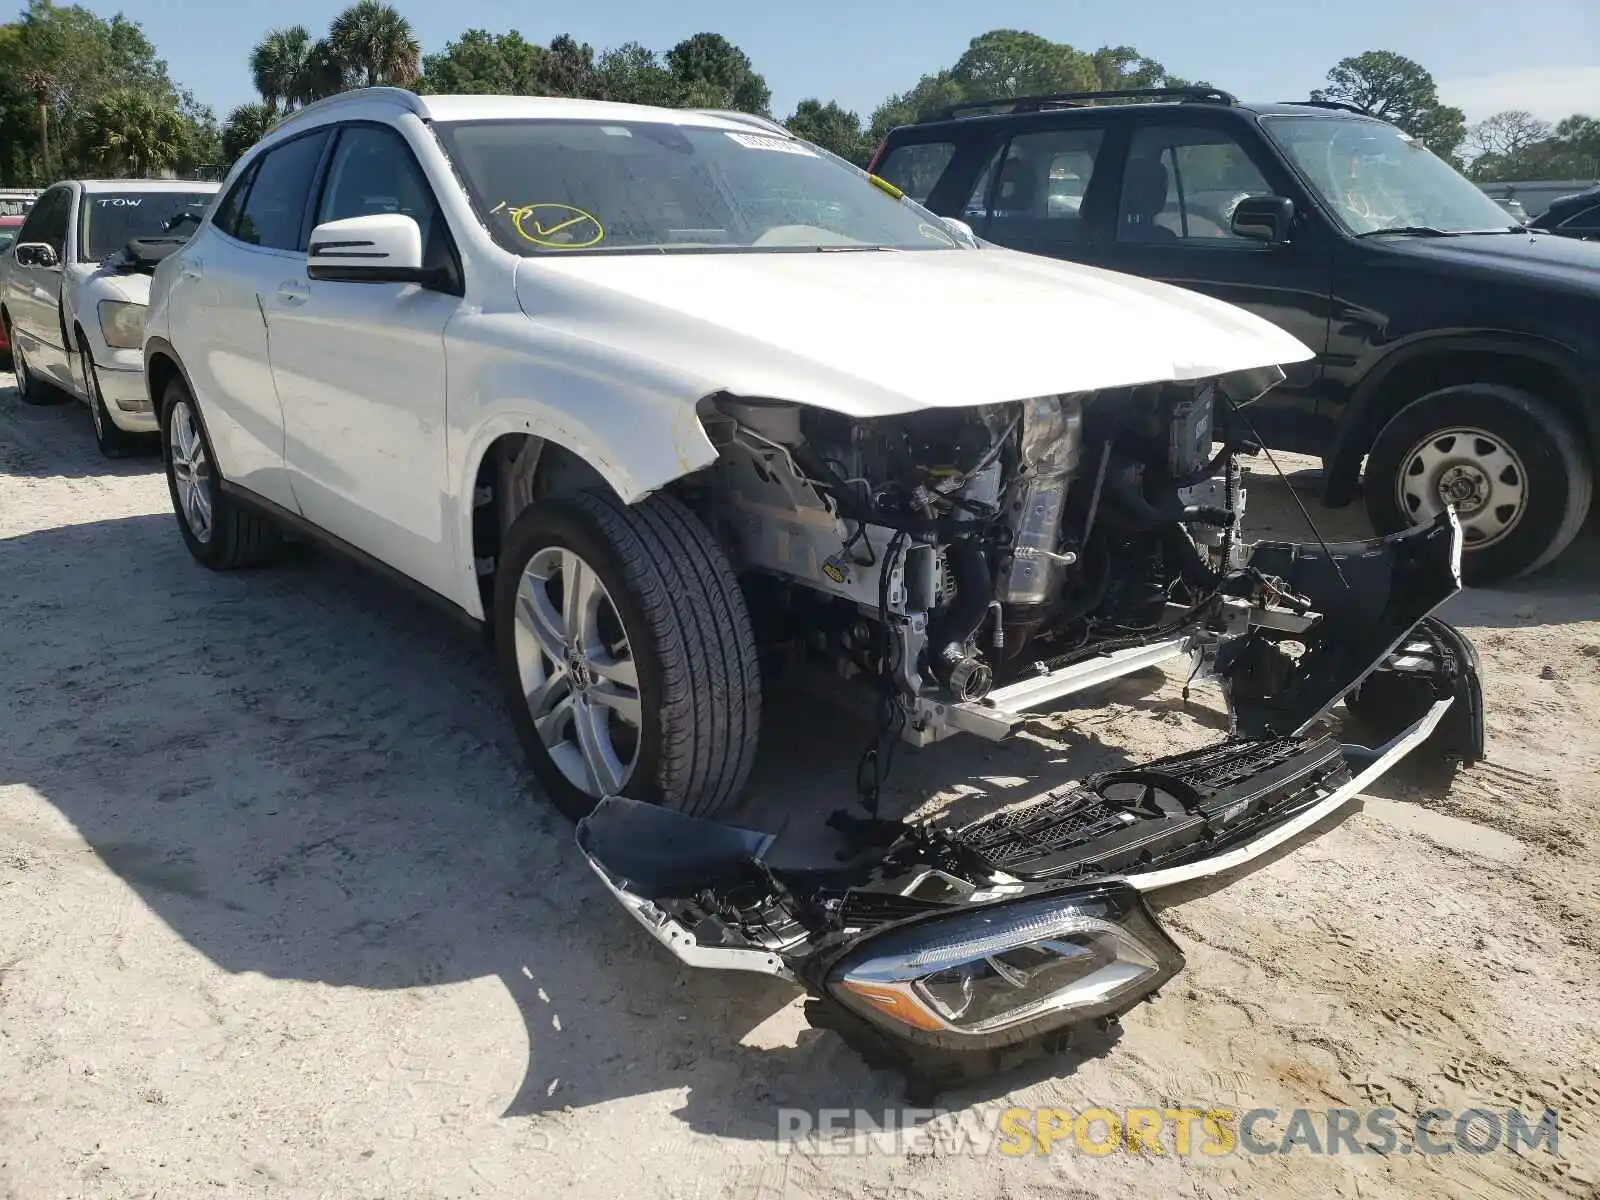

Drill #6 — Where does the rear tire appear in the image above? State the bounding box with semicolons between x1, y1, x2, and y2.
7;317;63;406
159;377;281;570
495;489;762;822
1363;384;1591;584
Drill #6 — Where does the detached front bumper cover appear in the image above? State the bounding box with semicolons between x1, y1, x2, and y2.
575;511;1484;1095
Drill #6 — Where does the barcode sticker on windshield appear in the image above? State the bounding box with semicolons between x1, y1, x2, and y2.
725;131;814;155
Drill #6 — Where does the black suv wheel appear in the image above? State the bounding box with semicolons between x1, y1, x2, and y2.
1364;384;1591;584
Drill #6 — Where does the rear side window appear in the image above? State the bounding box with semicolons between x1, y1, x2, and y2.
874;141;956;203
976;128;1105;248
234;130;331;251
212;160;259;240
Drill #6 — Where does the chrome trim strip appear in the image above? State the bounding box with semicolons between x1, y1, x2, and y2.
1124;697;1453;892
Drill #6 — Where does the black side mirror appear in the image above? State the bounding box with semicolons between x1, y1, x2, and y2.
14;241;59;268
1231;196;1295;245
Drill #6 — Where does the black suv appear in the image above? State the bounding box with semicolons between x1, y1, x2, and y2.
1528;185;1600;242
872;88;1600;583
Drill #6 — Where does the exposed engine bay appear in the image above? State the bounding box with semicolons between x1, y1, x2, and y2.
577;373;1486;1097
698;374;1479;758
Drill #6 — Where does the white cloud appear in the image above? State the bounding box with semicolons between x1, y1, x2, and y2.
1439;65;1600;124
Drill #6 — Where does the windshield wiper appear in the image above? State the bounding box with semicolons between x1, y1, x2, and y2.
1355;225;1457;238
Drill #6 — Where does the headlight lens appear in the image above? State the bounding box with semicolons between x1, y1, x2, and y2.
98;300;145;350
828;884;1181;1043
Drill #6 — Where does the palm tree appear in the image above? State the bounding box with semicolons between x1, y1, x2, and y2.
80;91;186;177
328;1;421;89
304;38;355;102
249;25;315;115
221;102;276;166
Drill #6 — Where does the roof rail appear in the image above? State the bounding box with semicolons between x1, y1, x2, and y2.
271;86;426;134
686;109;792;137
1292;98;1373;117
924;86;1237;123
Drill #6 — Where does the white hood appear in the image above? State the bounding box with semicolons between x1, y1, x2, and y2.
515;244;1313;417
79;265;151;307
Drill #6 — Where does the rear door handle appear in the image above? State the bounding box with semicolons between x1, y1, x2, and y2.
276;280;309;305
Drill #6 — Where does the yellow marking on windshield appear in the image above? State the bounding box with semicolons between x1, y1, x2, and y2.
505;202;605;249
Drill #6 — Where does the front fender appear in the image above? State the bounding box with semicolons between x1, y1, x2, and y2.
446;311;722;617
1324;330;1596;502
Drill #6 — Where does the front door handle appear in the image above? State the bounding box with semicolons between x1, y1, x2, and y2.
276;280;309;305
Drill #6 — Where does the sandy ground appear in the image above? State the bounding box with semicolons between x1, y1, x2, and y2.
2;385;1598;1200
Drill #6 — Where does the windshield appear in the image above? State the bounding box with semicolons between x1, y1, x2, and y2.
1261;116;1515;235
434;119;961;255
79;192;216;261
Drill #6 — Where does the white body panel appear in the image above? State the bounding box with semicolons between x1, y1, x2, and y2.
148;90;1314;621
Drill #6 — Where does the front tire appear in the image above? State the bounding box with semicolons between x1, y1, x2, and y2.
495;489;762;822
80;335;139;458
159;377;281;569
1364;384;1591;584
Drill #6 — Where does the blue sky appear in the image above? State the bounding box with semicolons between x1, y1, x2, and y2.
96;0;1600;125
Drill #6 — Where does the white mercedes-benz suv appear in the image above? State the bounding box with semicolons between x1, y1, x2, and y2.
145;89;1488;1083
143;86;1478;838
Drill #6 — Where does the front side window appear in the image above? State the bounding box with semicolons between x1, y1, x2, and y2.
434;119;962;254
16;186;69;254
234;130;332;251
972;128;1105;247
79;192;216;261
315;124;450;270
1262;115;1515;236
1118;126;1273;244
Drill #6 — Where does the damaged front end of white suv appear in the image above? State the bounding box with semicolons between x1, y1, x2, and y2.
576;367;1483;1097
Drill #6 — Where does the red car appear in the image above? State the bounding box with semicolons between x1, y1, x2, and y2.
0;215;22;355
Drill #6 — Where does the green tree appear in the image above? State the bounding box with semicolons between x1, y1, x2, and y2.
666;32;769;114
1311;50;1466;159
868;71;967;139
304;37;355;100
950;29;1097;98
537;33;596;97
328;0;420;89
250;25;315;114
175;91;223;177
785;99;870;165
222;101;275;166
78;88;186;176
0;0;198;182
419;28;548;95
867;31;1192;140
592;42;680;107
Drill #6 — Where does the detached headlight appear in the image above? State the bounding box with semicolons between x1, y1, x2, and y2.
98;300;146;350
827;883;1182;1045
